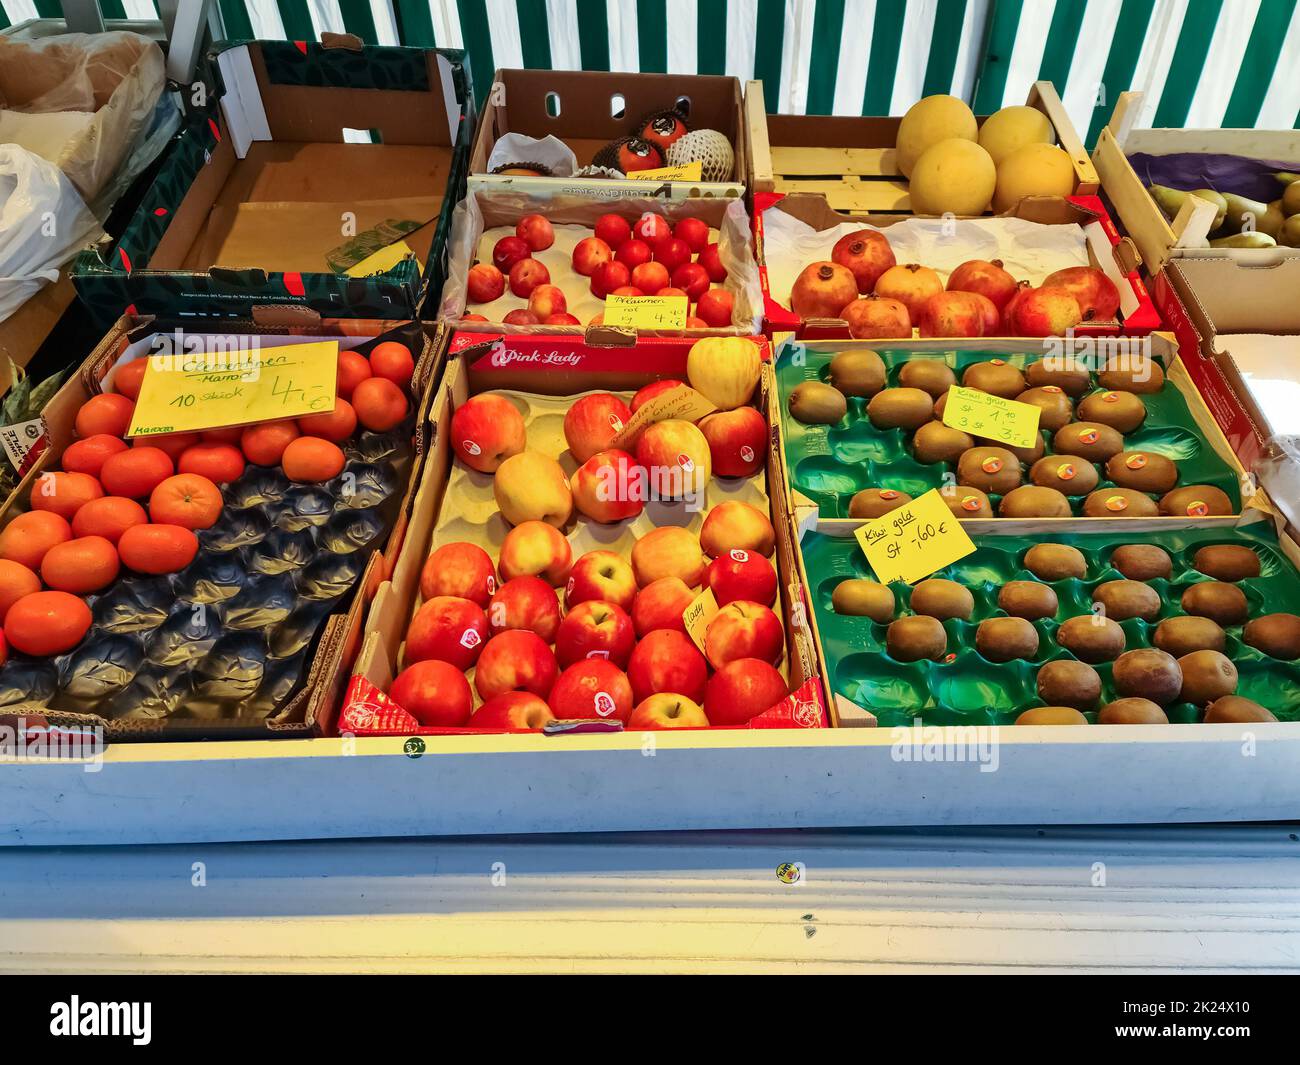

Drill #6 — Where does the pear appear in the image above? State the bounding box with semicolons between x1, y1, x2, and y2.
1219;192;1271;234
1148;185;1226;231
1209;231;1277;249
1260;199;1286;239
1281;216;1300;248
1283;181;1300;217
1274;171;1300;186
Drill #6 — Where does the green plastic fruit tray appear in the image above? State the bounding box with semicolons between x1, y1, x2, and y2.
799;521;1300;726
774;337;1243;519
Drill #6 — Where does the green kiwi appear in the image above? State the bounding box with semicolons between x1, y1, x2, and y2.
1025;356;1092;397
1024;543;1087;581
886;615;947;662
828;349;887;397
961;360;1026;399
867;387;936;430
832;578;895;623
1242;613;1300;659
1015;386;1074;432
1112;647;1183;704
848;487;912;519
956;446;1022;494
1092;579;1161;622
1193;544;1260;582
789;381;847;424
1204;695;1277;723
1110;544;1172;581
1152;616;1226;657
1177;649;1238;705
1052;421;1125;462
1105;451;1178;493
912;421;973;465
1159;484;1234;517
941;485;993;518
1000;580;1058;620
1082;488;1160;517
1030;455;1099;495
898;359;956;398
1097;698;1169;724
1057;615;1126;662
975;616;1039;662
1182;581;1249;626
998;485;1071;517
1016;706;1089;725
1097;355;1165;394
1077;390;1147;433
1036;659;1101;709
909;578;975;621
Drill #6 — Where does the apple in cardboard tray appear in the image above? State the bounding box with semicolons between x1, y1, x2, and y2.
563;393;633;463
630;379;685;412
475;629;559;701
630;526;708;588
627;693;710;730
699;501;775;559
498;520;572;585
704;658;789;727
405;595;489;670
554;600;635;669
469;691;556;730
632;576;695;637
704;600;784;670
493;451;573;527
635;420;711;500
566;550;637;612
707;549;777;607
390;659;474;728
450;394;526;473
698;407;765;478
627;629;708;704
419;541;497;607
570;449;645;524
487;575;561;642
548;659;634;722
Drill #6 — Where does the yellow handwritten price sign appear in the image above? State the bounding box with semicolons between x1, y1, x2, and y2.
625;161;704;182
127;340;339;437
346;240;420;278
853;488;977;585
609;384;716;449
682;587;720;654
604;293;688;329
941;384;1041;449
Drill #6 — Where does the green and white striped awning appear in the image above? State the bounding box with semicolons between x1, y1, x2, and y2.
4;0;1298;145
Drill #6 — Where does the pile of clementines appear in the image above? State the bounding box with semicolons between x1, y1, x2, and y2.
0;339;414;667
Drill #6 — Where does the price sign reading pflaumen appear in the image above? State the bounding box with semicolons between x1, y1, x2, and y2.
126;340;339;437
941;384;1041;449
604;293;688;330
854;488;977;585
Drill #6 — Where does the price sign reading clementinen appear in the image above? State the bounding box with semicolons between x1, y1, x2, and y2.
940;384;1041;449
126;340;340;437
854;488;976;585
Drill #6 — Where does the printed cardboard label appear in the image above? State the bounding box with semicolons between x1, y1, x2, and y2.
854;488;977;585
0;417;47;475
941;385;1041;449
346;240;420;278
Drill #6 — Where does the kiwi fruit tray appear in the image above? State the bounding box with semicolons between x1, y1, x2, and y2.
801;523;1300;726
775;340;1242;520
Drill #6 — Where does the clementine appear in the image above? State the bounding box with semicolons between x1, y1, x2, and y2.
74;393;135;438
297;399;358;443
352;377;408;431
178;443;246;484
62;434;128;478
337;350;372;398
118;523;199;574
0;511;72;569
369;341;415;389
29;471;103;521
140;432;202;461
241;419;300;465
4;590;92;656
41;535;120;594
149;473;223;530
100;446;174;498
0;559;41;623
71;496;148;544
112;359;149;400
281;437;346;483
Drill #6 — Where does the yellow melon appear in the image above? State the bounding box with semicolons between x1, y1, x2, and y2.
908;138;997;216
978;105;1054;166
993;142;1076;213
896;95;978;178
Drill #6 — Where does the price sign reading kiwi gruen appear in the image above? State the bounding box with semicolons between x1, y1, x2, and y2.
603;293;688;330
941;385;1040;449
608;384;716;450
126;340;339;437
682;586;720;654
854;488;977;586
625;161;705;182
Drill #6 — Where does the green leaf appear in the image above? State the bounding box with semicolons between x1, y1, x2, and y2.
25;369;68;418
2;374;32;426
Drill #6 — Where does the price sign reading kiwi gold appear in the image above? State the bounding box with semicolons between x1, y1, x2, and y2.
126;340;339;437
854;488;977;585
941;385;1040;449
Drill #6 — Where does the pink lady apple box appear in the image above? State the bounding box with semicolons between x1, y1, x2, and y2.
754;191;1160;341
335;330;832;737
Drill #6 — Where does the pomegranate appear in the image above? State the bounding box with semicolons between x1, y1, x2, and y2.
874;263;943;322
1000;281;1030;334
918;291;987;338
1010;285;1083;337
831;229;897;293
790;261;857;319
946;258;1018;310
841;295;912;339
1042;266;1120;321
698;243;727;282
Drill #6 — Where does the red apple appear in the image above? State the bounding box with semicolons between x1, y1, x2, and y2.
1042;266;1120;322
498;520;573;585
528;284;567;319
474;629;559;701
570;448;646;523
419;541;496;607
554;600;635;668
627;693;710;730
594;214;632;249
947;258;1018;310
509;258;550;298
671;261;710;301
468;691;556;730
467;264;505;303
654;237;692;273
630;379;685;411
591;260;631;298
563;392;633;463
405;595;488;670
567;549;637;612
703;658;788;726
707;548;777;606
673;217;710;254
630;262;669;295
627;629;708;704
572;236;613;277
634;419;711;499
615;239;653;269
492;236;531;273
698;407;766;477
703;600;784;669
1010;284;1083;337
696;288;734;328
516;213;554;251
547;659;634;722
699;500;775;558
449;393;526;472
632;577;695;637
390;660;473;727
832;229;896;293
698;242;727;282
487;575;561;641
633;214;671;247
842;295;911;340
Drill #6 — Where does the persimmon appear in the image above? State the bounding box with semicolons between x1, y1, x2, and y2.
100;446;174;498
112;360;149;400
62;434;128;478
337;350;372;399
178;443;246;484
0;511;71;569
71;496;148;544
298;399;358;443
369;342;415;389
281;437;346;483
29;471;103;521
241;419;300;465
0;559;41;623
41;535;120;594
352;377;408;431
149;473;223;530
4;590;92;656
118;523;199;574
136;432;200;461
74;393;135;438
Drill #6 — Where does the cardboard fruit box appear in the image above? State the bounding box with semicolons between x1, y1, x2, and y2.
745;80;1097;215
0;312;444;740
1093;90;1300;276
469;68;746;201
756;191;1159;339
336;330;830;737
71;38;474;324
